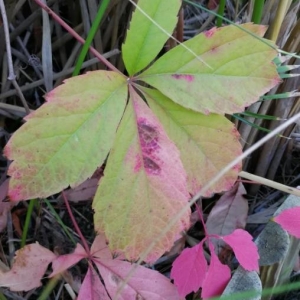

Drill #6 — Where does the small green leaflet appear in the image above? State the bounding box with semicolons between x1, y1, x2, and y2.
122;0;181;76
138;23;280;115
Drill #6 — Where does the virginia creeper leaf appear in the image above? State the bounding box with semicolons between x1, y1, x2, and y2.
206;183;248;253
92;236;180;299
93;88;190;262
122;0;181;75
201;243;231;299
51;235;180;299
274;207;300;239
78;267;110;300
0;243;55;291
142;87;242;195
171;241;208;297
138;23;280;114
222;229;259;271
50;243;87;276
4;71;127;200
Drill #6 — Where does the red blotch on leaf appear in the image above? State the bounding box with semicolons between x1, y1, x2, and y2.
172;74;194;82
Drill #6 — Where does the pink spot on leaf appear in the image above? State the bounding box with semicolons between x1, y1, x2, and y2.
204;27;217;38
172;74;194;82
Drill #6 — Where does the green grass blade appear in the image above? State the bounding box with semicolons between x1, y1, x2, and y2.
21;199;37;247
239;111;285;121
43;198;76;245
72;0;110;76
216;0;226;27
251;0;265;24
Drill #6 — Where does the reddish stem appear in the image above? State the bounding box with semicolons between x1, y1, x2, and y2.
62;191;90;255
34;0;122;74
195;203;208;237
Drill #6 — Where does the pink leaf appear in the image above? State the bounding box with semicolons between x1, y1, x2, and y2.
50;243;87;277
274;207;300;238
77;267;110;300
206;183;248;253
201;243;231;299
0;243;55;291
91;235;180;299
222;229;259;271
171;241;208;297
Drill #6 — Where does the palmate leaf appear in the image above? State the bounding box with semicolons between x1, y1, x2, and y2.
138;23;281;115
141;87;241;196
93;88;190;262
4;71;127;200
122;0;181;76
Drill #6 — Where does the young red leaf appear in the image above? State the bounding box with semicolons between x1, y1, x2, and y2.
274;207;300;238
4;71;127;200
222;229;259;271
143;88;242;196
206;183;248;253
0;243;55;291
201;243;231;299
171;241;208;297
50;243;87;276
93;88;190;262
77;267;110;300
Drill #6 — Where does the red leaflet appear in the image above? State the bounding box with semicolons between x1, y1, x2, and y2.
171;241;208;297
222;229;259;271
201;243;231;299
274;207;300;238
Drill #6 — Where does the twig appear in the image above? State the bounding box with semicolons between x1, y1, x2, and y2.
33;0;122;75
0;0;30;115
239;171;300;197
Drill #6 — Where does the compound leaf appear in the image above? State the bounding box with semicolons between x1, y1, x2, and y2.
4;71;127;200
142;87;241;196
138;23;280;114
122;0;181;76
93;88;190;262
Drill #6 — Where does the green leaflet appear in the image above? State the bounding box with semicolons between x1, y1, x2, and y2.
93;88;190;262
142;87;242;196
5;71;127;200
138;23;280;115
122;0;181;76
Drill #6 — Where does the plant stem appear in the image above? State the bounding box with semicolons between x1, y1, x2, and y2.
73;0;110;76
34;0;121;74
62;191;90;254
